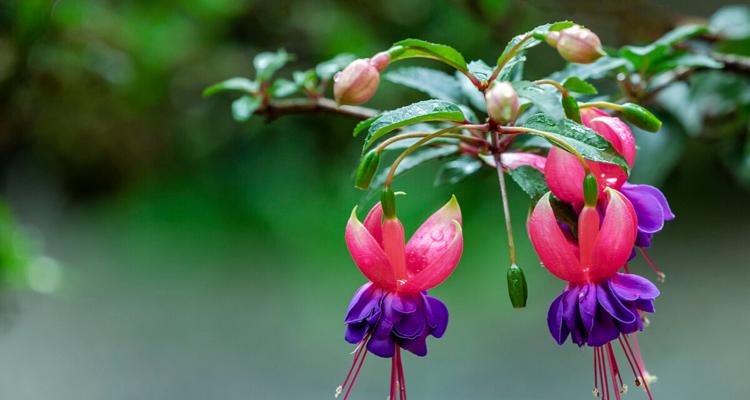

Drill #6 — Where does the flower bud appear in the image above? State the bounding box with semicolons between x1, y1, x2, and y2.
485;82;518;124
583;173;598;207
381;188;397;219
561;94;581;123
334;54;390;106
549;26;605;64
354;150;380;190
507;264;528;308
620;103;662;132
333;59;382;106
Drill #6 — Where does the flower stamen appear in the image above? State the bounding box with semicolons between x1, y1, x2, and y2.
639;247;666;282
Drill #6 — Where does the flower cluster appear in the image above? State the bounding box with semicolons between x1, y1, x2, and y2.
529;107;674;399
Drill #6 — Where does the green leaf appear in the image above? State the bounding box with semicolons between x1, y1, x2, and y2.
507;165;549;200
384;67;464;103
562;76;598;95
710;5;750;40
655;24;709;47
496;55;526;82
522;113;630;172
496;21;574;66
254;49;292;81
549;56;628;81
648;53;723;74
316;53;357;80
293;69;318;91
456;71;486;111
369;146;458;191
352;116;378;137
203;77;258;97
513;81;563;121
468;59;493;81
434;156;483;185
270;79;298;98
231;95;262;121
390;39;468;71
361;100;466;149
619;25;708;72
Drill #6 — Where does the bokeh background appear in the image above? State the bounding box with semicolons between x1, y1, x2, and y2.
0;0;749;399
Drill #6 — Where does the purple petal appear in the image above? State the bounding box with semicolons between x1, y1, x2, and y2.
610;273;660;301
367;319;395;358
345;322;368;344
621;183;666;233
635;299;655;313
345;283;383;323
578;283;597;334
394;309;426;339
401;335;428;357
548;292;570;345
423;295;449;338
587;310;620;347
562;286;586;346
391;292;418;314
597;280;637;324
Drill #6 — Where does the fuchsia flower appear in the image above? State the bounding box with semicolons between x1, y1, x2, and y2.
529;189;659;400
337;196;463;400
546;108;674;270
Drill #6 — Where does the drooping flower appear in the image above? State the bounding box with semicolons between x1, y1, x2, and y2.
528;189;659;399
337;196;462;400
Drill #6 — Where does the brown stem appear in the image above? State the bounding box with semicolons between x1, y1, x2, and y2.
258;97;378;121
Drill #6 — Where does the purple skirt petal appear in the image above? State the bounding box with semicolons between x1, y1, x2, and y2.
546;273;659;348
621;182;675;249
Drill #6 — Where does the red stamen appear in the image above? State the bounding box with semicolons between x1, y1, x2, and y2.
594;347;600;397
390;344;398;400
638;247;665;282
598;347;610;400
617;336;639;381
396;347;407;400
342;349;368;400
340;333;371;392
605;343;622;400
622;334;654;400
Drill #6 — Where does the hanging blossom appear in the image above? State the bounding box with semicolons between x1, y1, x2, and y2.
545;107;675;279
337;196;463;400
529;186;659;400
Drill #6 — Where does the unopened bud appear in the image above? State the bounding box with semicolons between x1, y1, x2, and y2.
354;150;380;190
583;173;598;206
334;57;386;106
620;103;662;132
507;264;528;308
485;82;518;124
562;94;581;123
549;26;605;64
381;188;397;219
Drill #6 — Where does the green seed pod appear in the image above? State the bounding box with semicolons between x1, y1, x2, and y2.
583;173;598;206
354;150;380;190
381;188;397;219
507;264;528;308
562;94;581;123
621;103;662;133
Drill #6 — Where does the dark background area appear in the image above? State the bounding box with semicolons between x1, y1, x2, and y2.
0;1;748;399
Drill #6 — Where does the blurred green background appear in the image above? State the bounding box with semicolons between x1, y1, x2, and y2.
0;0;749;399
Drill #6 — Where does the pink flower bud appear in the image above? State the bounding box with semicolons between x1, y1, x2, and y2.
484;82;518;124
369;51;390;72
549;26;605;64
333;58;382;106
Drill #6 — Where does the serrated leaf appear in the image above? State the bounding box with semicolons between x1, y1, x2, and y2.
203;77;258;97
232;95;262;121
316;53;357;80
497;55;526;81
435;156;483;185
508;165;549;200
369;146;458;191
270;79;298;98
390;39;468;71
254;49;292;81
353;116;378;137
513;81;564;121
384;67;463;103
710;5;750;40
522;113;629;173
362;100;466;149
562;76;598;95
496;21;574;66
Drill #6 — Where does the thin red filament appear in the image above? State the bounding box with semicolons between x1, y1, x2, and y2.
622;334;654;400
638;247;665;282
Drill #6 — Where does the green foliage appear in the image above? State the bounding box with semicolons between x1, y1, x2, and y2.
253;49;292;82
496;21;574;67
232;96;262;122
389;39;468;71
360;100;466;150
384;67;464;103
523;113;630;173
203;78;258;97
435;157;483;185
507;165;549;200
562;76;597;95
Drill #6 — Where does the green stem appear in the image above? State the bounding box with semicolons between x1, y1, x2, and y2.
375;132;487;153
384;124;488;188
533;79;569;97
491;131;517;265
488;34;533;83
